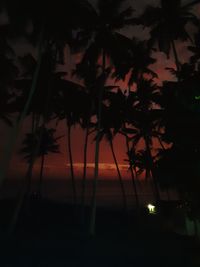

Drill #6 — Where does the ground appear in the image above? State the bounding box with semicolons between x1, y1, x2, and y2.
0;198;199;267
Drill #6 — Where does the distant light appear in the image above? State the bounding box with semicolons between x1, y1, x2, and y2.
195;96;200;100
147;204;156;214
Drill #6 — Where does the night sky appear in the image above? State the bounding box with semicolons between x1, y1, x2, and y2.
1;0;200;181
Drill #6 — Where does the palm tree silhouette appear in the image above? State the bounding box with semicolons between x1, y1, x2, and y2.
0;0;96;190
138;0;198;73
114;38;157;88
77;0;134;235
75;61;120;214
123;142;140;207
0;24;18;125
125;78;163;202
14;52;67;197
188;31;200;67
8;127;61;236
20;127;61;196
95;97;128;211
54;79;87;206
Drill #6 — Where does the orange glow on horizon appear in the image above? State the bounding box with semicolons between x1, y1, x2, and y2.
66;162;129;171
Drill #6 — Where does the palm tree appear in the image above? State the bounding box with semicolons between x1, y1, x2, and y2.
74;61;119;214
138;0;198;73
54;79;88;206
188;31;200;67
0;0;96;189
20;127;61;196
14;52;67;196
113;38;157;87
96;100;128;211
74;62;101;219
124;78;163;202
124;140;140;207
8;127;61;235
77;0;134;235
0;25;45;189
0;25;19;125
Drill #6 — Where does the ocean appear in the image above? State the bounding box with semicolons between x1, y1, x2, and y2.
0;177;176;208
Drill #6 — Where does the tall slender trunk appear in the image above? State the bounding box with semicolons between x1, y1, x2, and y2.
67;120;77;206
8;123;44;236
0;25;45;188
125;136;139;208
145;136;160;203
38;154;45;197
31;112;35;134
89;50;106;236
109;139;127;211
26;114;41;196
157;135;166;151
81;125;89;221
171;40;180;74
157;135;170;200
8;41;56;236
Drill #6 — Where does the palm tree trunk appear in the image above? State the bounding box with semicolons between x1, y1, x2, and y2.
66;120;77;206
89;50;106;236
38;154;45;197
8;155;37;236
26;114;41;196
145;137;160;203
125;136;139;208
7;186;26;236
8;117;46;236
171;40;180;73
8;41;57;237
81;125;89;221
157;135;171;200
31;112;35;134
157;135;166;151
0;25;45;189
109;139;127;211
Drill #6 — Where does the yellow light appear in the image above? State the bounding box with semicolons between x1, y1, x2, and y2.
147;204;156;214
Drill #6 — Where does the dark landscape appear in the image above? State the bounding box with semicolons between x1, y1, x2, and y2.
1;0;200;266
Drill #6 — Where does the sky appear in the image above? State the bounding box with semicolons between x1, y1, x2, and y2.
1;0;200;183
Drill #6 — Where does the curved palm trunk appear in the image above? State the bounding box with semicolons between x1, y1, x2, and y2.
81;125;89;221
109;139;127;211
145;137;160;203
31;112;35;134
125;137;139;208
171;40;180;74
157;135;166;151
157;135;170;199
66;120;77;206
89;50;106;236
89;130;101;236
26;113;41;196
8;124;45;236
38;154;45;197
8;43;56;236
0;25;45;189
7;186;26;236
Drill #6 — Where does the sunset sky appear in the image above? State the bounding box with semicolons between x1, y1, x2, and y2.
1;0;200;181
